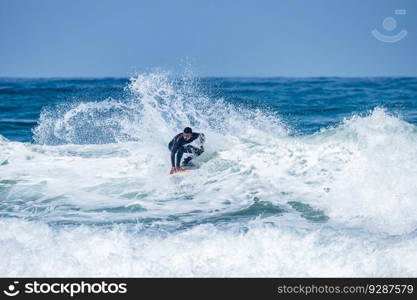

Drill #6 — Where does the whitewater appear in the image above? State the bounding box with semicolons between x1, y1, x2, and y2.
1;73;417;277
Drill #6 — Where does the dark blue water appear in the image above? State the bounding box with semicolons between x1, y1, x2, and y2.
1;77;417;142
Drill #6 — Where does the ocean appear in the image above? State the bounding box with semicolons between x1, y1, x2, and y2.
1;73;417;276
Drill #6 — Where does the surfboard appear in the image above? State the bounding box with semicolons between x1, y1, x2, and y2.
174;168;193;174
170;166;198;175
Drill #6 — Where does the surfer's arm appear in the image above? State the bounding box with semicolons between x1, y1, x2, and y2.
170;147;184;174
170;148;178;174
170;137;182;167
170;146;177;167
198;133;205;151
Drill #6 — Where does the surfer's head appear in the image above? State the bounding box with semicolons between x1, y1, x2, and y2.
183;127;192;140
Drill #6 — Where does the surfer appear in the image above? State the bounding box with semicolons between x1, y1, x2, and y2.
168;127;205;174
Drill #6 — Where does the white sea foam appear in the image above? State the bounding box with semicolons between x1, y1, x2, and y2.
0;219;416;277
1;72;417;276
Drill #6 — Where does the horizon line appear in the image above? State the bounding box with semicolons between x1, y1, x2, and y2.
1;75;417;80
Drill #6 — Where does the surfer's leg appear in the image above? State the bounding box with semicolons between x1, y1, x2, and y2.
184;145;203;155
182;156;193;166
195;147;204;156
182;146;204;166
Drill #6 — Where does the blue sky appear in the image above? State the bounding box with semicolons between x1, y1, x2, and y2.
0;0;416;77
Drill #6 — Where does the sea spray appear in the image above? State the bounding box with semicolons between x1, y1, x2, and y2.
1;75;417;276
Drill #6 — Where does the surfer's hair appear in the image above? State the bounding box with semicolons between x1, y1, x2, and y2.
183;127;192;134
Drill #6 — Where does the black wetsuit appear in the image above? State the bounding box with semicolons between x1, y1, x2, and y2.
168;132;204;167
